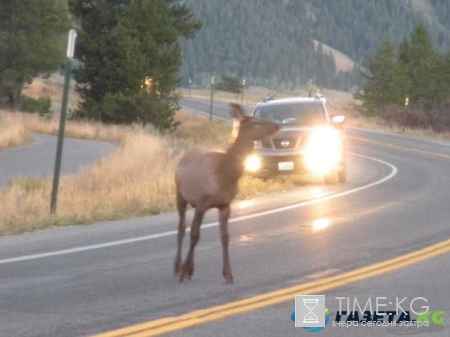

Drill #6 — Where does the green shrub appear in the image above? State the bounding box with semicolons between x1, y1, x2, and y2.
21;96;53;117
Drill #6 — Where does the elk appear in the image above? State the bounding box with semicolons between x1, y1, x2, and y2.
174;103;279;283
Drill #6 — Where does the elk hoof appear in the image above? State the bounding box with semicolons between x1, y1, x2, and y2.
223;270;234;284
178;263;194;282
225;277;234;285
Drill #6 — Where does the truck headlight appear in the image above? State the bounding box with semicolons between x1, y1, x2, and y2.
245;154;262;172
304;126;343;174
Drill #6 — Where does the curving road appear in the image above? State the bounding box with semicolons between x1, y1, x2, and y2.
0;133;117;189
0;99;448;337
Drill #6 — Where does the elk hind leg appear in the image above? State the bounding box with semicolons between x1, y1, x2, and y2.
174;190;187;277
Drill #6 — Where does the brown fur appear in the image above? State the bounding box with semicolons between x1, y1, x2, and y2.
174;103;279;283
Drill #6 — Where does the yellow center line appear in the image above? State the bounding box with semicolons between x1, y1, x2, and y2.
92;238;450;337
349;136;450;159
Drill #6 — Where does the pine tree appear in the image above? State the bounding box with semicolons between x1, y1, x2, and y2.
69;0;201;129
215;74;243;94
398;23;442;107
0;0;70;107
356;38;409;114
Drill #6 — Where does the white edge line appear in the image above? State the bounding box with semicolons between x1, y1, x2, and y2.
0;153;397;265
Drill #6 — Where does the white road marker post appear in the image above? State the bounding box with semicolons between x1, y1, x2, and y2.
51;29;77;214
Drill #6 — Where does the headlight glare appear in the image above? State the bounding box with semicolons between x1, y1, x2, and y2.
245;154;262;172
304;127;342;174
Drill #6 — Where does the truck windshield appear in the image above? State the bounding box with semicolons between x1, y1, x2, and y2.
254;103;326;125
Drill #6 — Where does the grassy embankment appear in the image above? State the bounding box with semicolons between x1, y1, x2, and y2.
0;109;307;234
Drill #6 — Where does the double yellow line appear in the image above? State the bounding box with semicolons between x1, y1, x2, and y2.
93;238;450;337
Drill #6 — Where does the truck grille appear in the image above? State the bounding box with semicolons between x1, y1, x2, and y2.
272;137;298;150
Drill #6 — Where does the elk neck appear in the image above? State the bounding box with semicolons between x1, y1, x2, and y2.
218;132;254;184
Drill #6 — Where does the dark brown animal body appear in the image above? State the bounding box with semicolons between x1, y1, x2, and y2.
174;103;279;283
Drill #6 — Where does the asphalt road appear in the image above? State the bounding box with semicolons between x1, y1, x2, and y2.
0;133;117;189
0;99;448;337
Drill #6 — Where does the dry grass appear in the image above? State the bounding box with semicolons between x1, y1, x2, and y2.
3;110;127;143
173;111;232;149
0;110;307;234
0;112;32;150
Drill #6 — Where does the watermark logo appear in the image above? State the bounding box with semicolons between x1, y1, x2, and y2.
292;295;333;332
291;295;445;333
291;307;333;332
295;295;325;328
417;310;446;325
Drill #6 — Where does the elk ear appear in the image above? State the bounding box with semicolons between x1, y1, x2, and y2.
229;103;247;122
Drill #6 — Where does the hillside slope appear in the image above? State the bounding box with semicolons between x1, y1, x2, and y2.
180;0;450;92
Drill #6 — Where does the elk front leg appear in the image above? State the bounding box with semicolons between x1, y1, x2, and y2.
179;208;204;282
219;206;233;284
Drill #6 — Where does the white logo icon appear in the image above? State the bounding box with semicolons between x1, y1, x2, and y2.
280;140;290;147
302;298;319;323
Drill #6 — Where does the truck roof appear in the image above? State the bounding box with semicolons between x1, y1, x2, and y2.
256;96;326;108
